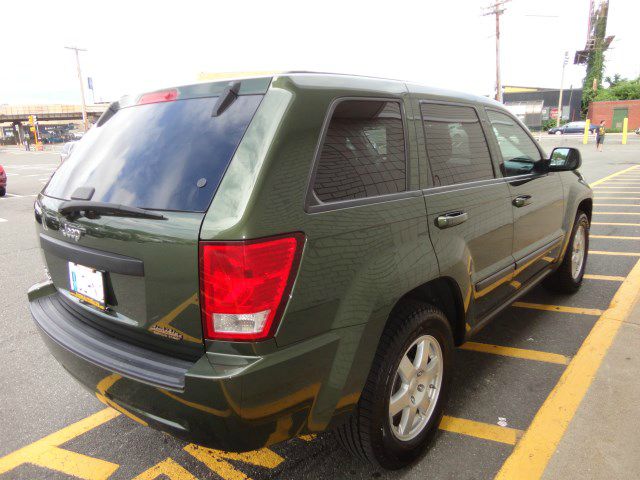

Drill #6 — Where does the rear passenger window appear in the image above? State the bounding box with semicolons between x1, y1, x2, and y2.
486;110;542;176
312;100;406;203
421;103;494;187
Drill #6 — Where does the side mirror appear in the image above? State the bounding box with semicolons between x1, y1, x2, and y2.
549;147;581;171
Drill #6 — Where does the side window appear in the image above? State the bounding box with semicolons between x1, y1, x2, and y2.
421;103;494;187
486;110;542;176
312;100;406;203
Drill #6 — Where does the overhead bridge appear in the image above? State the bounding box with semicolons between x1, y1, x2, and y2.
0;104;108;123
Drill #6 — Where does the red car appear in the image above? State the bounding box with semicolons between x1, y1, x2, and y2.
0;165;6;196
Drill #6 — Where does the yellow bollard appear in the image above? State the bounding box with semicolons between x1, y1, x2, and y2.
583;119;591;145
622;117;628;145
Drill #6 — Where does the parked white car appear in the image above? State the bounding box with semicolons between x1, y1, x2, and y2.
60;141;77;162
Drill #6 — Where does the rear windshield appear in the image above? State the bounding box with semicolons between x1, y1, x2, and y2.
45;95;263;212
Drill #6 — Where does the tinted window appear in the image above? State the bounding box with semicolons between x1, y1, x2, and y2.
487;110;542;176
313;100;406;203
45;95;262;212
421;103;494;187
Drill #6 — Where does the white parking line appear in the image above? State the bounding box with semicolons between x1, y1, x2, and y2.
1;193;37;199
0;218;7;223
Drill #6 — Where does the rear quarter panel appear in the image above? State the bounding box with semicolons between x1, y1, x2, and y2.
200;76;442;428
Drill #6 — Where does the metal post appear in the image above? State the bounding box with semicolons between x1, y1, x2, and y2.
495;11;502;103
15;123;22;147
65;46;88;132
583;119;591;145
557;52;569;127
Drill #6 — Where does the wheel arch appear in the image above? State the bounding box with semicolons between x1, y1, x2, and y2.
577;197;593;222
389;276;467;346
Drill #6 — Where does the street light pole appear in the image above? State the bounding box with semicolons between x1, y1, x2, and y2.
557;51;569;127
64;46;88;132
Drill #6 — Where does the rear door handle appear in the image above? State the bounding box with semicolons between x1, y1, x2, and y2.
436;211;468;229
512;195;532;208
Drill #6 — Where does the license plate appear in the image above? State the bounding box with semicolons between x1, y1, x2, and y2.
68;262;106;310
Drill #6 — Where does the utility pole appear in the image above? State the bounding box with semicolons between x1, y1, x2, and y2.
483;1;510;103
64;46;89;132
557;51;569;127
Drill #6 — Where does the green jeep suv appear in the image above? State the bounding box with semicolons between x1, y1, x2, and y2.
28;73;592;469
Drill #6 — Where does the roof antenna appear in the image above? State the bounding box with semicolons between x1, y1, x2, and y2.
212;81;241;117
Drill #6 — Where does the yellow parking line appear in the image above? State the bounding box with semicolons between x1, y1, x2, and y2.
590;235;640;240
495;258;640;480
592;222;640;227
439;416;523;445
512;301;603;316
460;342;571;365
583;274;626;282
594;212;640;215
594;197;640;200
589;165;640;187
0;408;121;479
596;182;640;188
593;190;640;193
594;204;640;207
590;250;640;257
185;444;284;479
133;458;197;480
593;187;640;195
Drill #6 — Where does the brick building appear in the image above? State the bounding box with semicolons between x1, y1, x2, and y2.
588;100;640;130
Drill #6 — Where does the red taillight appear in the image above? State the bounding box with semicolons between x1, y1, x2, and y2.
137;89;179;105
199;233;304;341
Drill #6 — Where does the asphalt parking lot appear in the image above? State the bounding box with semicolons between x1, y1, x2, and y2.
1;134;640;479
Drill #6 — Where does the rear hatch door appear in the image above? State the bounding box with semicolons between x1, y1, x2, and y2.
38;83;266;359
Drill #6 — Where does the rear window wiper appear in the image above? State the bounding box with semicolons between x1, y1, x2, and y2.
59;200;167;220
211;81;241;117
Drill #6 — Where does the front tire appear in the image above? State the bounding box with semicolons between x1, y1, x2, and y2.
0;187;5;197
336;301;454;469
544;211;589;293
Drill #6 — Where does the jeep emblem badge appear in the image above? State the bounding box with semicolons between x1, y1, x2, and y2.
61;223;85;242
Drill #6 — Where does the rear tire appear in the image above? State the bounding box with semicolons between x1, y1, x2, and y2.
336;300;454;469
0;187;5;197
544;211;589;293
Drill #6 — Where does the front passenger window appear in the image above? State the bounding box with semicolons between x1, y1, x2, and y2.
486;110;542;177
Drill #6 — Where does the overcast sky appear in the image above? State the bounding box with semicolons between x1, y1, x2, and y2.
2;0;638;105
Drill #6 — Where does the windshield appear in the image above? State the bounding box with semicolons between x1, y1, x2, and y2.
45;95;262;212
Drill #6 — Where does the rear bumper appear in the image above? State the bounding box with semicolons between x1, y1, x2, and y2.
31;293;191;390
29;284;352;451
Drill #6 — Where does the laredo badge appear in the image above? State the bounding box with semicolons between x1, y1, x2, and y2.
149;325;184;341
